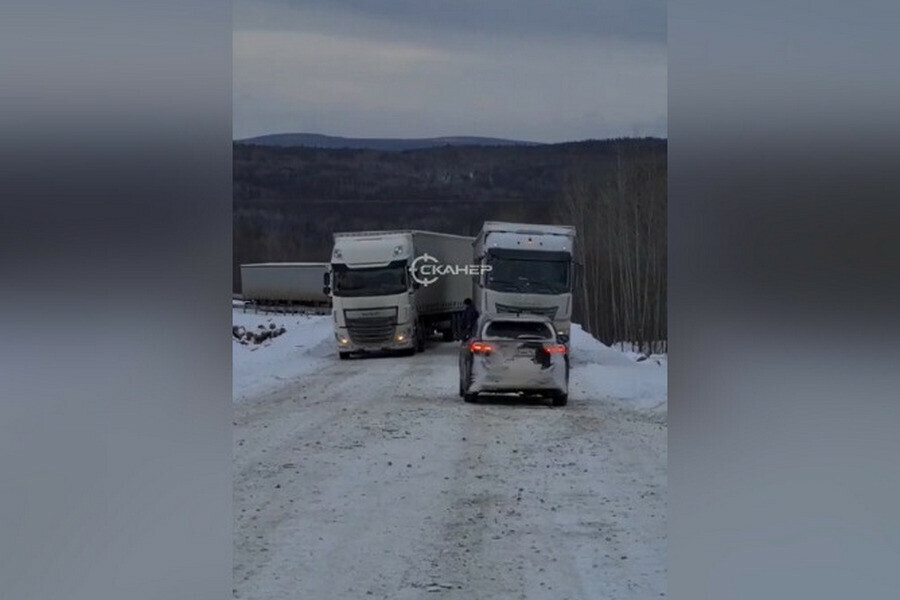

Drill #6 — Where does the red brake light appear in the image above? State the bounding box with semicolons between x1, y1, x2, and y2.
469;341;493;354
544;344;567;355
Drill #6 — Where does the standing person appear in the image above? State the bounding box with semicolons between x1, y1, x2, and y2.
460;298;479;340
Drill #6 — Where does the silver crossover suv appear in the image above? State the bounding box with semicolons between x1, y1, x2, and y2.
458;313;569;406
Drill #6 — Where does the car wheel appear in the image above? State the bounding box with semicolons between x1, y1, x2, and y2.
551;392;568;407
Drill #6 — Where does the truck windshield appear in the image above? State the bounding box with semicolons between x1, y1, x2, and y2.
486;252;571;295
332;263;409;297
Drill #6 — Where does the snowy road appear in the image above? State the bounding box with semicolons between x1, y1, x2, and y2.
234;312;666;599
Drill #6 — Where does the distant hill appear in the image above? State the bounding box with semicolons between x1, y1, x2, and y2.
236;132;539;151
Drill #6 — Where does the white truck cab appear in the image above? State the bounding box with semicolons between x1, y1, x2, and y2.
326;230;473;359
328;232;418;358
473;222;576;342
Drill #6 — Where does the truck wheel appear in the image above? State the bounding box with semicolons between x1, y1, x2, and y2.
416;327;426;352
339;352;350;360
442;329;455;342
551;392;568;407
463;391;478;404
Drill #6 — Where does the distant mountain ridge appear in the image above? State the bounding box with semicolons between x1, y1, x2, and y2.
236;132;540;151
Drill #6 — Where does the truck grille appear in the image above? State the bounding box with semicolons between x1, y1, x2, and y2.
346;316;396;345
495;303;558;321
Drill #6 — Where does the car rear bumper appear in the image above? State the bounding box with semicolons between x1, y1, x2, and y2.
469;357;568;394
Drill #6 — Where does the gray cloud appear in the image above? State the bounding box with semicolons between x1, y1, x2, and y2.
234;0;666;142
236;0;665;43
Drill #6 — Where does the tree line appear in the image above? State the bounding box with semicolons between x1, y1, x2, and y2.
556;144;667;352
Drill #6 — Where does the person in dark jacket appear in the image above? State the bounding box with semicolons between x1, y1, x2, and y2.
460;298;479;340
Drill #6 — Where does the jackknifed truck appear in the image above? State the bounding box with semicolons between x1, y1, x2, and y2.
325;230;474;358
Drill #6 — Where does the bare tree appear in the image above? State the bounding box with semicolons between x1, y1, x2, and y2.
556;141;667;351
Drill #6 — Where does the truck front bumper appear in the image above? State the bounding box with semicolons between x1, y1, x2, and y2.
335;323;415;353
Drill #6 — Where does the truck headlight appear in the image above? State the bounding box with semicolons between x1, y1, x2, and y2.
395;326;412;343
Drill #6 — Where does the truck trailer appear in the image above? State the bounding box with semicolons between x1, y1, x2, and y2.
240;262;329;306
473;222;576;342
326;230;474;358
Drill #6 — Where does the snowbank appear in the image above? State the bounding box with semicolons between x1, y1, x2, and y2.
569;323;668;414
232;310;334;401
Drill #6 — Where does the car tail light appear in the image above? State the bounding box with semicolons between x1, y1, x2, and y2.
469;341;494;354
543;344;567;355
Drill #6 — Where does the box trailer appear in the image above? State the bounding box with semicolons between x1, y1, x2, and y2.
240;262;329;305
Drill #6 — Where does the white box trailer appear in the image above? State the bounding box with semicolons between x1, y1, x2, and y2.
240;262;329;304
409;230;475;319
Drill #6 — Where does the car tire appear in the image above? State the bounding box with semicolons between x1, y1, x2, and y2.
339;352;350;360
551;392;568;407
462;370;476;402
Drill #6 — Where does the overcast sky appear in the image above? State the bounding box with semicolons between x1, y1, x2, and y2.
233;0;666;142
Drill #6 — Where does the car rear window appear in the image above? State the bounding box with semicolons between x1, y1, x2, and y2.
483;321;554;340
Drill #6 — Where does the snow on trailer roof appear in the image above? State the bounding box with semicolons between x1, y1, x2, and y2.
480;221;575;236
333;230;473;240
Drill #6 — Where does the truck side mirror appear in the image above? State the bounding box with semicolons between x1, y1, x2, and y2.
323;285;331;296
557;333;569;344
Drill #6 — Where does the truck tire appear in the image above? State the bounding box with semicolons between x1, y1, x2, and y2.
463;391;478;403
551;392;568;407
339;352;350;360
442;329;455;342
416;325;426;352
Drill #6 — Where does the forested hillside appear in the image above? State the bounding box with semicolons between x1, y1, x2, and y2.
233;138;666;347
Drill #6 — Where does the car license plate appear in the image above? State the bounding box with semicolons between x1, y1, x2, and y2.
516;347;534;357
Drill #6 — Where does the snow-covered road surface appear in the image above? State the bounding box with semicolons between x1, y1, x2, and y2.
234;312;666;599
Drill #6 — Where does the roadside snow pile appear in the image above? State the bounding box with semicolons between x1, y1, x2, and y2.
233;310;334;401
569;323;667;414
569;325;638;367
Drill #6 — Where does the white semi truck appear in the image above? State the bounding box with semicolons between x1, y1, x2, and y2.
325;230;474;359
473;222;576;342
